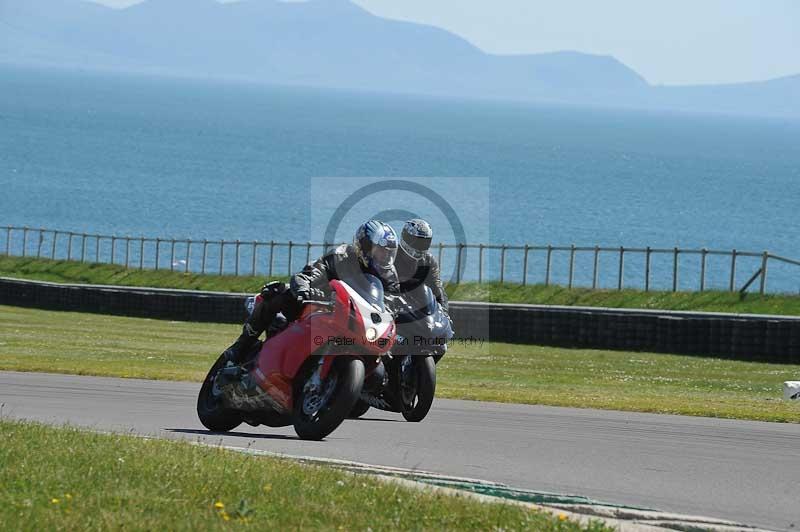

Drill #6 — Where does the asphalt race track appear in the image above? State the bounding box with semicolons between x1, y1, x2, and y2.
2;371;798;530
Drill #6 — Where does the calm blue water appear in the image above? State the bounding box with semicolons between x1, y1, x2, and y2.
2;65;799;291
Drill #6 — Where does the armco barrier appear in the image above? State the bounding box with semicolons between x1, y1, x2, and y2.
0;277;248;324
2;277;799;363
451;301;800;363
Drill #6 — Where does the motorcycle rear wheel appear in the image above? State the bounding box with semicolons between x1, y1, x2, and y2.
197;354;243;432
293;357;364;440
400;355;436;422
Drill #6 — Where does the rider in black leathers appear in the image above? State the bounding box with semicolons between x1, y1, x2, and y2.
222;220;400;364
393;218;449;313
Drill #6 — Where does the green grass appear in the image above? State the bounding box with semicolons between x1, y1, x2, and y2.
0;419;599;531
0;255;284;293
2;305;799;423
3;255;800;315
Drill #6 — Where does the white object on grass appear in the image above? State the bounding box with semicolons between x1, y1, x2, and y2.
783;381;800;401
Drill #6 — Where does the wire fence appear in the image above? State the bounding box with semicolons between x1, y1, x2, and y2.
2;225;800;294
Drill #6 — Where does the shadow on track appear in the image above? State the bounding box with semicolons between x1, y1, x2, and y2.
165;428;299;441
351;416;405;423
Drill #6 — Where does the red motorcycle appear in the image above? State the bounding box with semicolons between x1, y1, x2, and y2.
197;274;396;440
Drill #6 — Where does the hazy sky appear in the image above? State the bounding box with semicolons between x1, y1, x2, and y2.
91;0;800;85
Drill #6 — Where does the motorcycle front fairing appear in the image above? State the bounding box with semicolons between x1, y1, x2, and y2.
250;274;395;412
250;311;334;412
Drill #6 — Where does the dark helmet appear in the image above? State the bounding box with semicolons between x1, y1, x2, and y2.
354;220;398;275
399;218;433;261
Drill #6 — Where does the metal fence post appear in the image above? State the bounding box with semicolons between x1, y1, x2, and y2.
478;244;484;284
235;239;240;276
288;241;294;275
95;235;100;263
67;232;73;261
760;251;768;294
268;240;275;276
545;245;552;286
114;235;120;264
251;241;257;276
201;240;208;274
700;248;707;292
125;237;130;267
80;234;87;263
438;242;444;271
522;244;530;286
22;226;28;257
219;240;225;275
155;238;161;270
617;246;625;290
645;246;651;292
52;231;59;259
522;244;531;286
592;246;600;289
36;229;43;258
729;249;737;292
170;239;176;271
455;243;463;284
568;244;575;289
672;247;679;292
306;241;312;266
500;245;506;284
139;238;145;270
4;226;10;256
185;240;191;273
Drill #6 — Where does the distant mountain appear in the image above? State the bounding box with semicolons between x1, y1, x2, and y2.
649;74;800;118
1;0;797;117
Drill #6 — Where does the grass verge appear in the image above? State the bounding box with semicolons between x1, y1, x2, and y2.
448;283;800;316
3;255;800;315
2;305;798;422
0;419;600;531
0;255;284;293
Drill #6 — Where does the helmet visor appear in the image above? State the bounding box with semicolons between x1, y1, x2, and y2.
400;233;431;260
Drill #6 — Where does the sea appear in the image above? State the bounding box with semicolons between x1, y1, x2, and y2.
2;65;799;292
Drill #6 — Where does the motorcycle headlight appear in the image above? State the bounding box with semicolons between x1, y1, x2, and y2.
365;327;378;342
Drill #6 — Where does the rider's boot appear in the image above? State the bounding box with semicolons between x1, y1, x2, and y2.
222;321;262;365
222;282;294;365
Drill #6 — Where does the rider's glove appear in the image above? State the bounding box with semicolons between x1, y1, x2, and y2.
296;287;326;303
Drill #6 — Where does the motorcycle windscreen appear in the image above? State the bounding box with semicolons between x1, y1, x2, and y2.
395;284;436;324
344;273;386;312
421;285;437;316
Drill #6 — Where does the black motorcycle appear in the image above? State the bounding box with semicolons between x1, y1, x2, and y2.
350;284;453;422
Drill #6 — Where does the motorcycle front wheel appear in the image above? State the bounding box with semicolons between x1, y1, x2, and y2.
293;357;364;440
399;355;436;422
348;399;371;419
197;354;243;432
